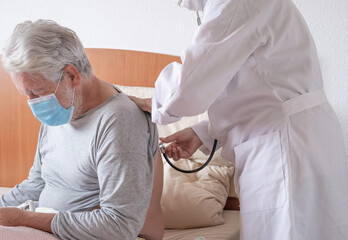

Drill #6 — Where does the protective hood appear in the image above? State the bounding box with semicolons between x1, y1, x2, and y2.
175;0;207;11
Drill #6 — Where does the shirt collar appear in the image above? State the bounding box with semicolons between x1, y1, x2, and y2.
175;0;208;11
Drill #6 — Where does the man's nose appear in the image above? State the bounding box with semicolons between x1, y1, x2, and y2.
27;93;38;100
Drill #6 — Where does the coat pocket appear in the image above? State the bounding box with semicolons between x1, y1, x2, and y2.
234;132;286;213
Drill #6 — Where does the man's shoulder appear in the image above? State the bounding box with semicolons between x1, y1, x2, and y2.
94;93;152;130
100;93;146;119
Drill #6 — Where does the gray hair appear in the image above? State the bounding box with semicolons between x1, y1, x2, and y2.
1;19;92;82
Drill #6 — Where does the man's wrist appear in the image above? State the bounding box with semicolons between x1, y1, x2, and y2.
21;211;56;233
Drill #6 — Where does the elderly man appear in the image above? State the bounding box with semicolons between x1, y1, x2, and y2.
0;20;164;240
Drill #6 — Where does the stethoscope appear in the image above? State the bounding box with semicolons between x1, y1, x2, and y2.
159;7;217;174
159;139;218;173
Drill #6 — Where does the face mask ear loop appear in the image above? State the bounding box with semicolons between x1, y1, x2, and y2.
54;72;65;95
70;87;75;108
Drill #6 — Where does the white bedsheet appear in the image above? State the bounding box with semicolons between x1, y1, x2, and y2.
164;210;240;240
0;226;58;240
1;187;240;240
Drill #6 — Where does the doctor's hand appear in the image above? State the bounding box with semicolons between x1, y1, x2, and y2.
160;127;203;161
128;96;152;113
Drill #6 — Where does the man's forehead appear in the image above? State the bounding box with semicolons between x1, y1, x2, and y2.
12;73;55;94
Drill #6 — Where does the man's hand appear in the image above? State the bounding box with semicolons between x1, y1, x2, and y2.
0;207;55;233
160;128;203;161
128;96;152;113
0;207;23;227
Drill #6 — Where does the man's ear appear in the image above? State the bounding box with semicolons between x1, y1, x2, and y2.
62;65;80;87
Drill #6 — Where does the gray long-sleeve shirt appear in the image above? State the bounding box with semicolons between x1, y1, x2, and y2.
0;92;158;240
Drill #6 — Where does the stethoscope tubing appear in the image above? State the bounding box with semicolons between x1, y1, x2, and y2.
160;139;218;173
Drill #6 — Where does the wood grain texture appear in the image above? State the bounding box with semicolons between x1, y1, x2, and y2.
85;48;180;87
224;197;240;211
0;48;180;187
0;63;41;187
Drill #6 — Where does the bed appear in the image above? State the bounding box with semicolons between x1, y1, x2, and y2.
0;48;240;239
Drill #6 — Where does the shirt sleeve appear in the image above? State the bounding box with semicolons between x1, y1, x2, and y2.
152;0;264;125
51;110;156;240
191;119;222;154
0;127;45;207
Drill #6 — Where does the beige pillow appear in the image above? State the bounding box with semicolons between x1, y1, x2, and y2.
161;159;234;229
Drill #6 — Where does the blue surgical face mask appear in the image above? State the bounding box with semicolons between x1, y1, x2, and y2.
27;73;75;126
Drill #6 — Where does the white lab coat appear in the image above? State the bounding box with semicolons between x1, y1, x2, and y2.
153;0;348;239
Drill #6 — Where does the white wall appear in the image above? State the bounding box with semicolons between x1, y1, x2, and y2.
0;0;196;55
0;0;347;154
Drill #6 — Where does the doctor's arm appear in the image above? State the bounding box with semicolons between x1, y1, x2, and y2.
152;1;265;125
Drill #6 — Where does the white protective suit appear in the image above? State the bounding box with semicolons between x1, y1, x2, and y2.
152;0;348;239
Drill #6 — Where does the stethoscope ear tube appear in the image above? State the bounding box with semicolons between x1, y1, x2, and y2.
196;11;202;26
160;139;218;173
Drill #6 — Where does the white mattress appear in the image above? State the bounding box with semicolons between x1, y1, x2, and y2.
164;210;240;240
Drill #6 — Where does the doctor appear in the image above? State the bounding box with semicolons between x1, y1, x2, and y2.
131;0;348;239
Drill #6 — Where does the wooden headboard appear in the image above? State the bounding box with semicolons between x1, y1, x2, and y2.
0;48;180;187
